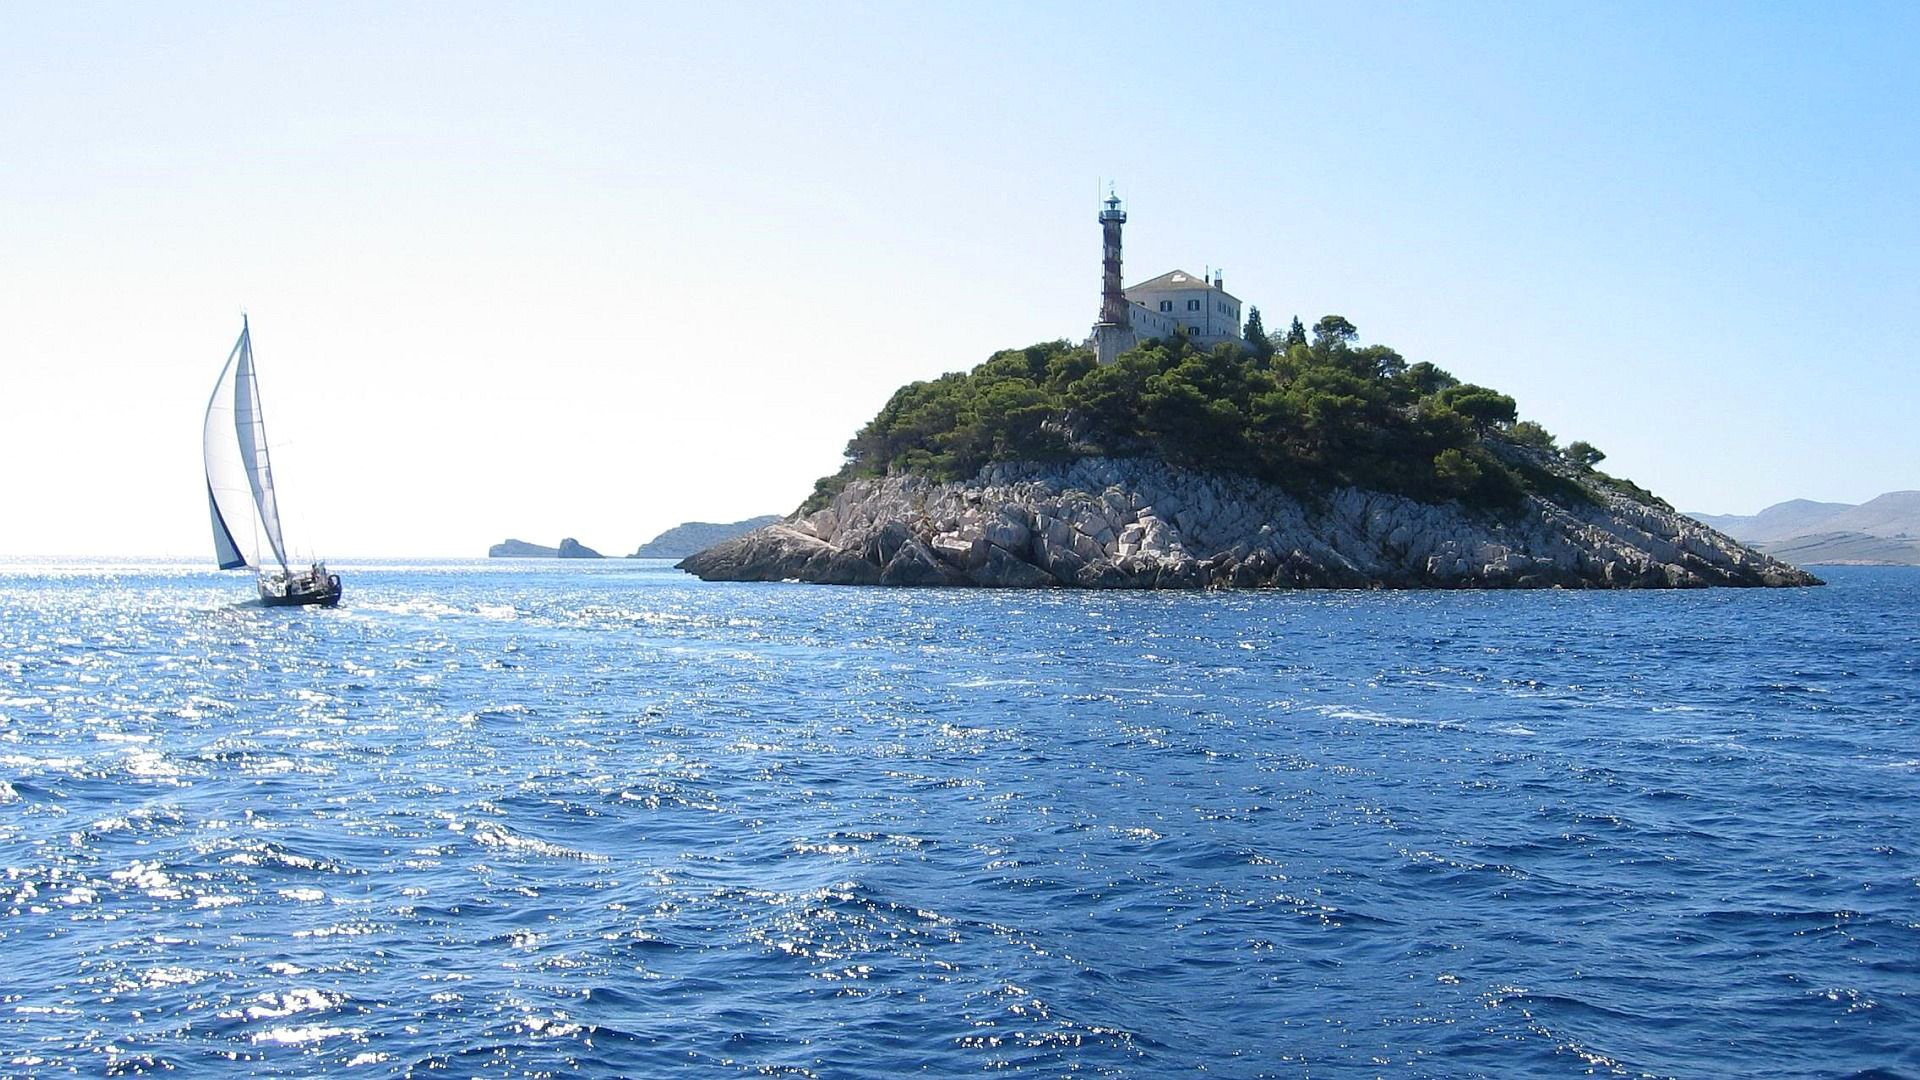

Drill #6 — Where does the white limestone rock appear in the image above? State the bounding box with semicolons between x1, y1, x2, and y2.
677;457;1821;590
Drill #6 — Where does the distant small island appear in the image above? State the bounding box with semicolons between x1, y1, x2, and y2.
629;516;781;559
680;326;1819;590
488;537;603;559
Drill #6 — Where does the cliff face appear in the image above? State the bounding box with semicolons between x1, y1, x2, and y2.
678;457;1819;590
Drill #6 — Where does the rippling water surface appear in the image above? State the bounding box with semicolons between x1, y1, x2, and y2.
0;559;1914;1077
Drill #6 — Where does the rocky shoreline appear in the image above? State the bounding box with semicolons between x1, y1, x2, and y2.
678;456;1819;590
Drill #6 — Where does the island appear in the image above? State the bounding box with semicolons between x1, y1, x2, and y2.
488;537;604;559
629;516;781;559
679;327;1819;590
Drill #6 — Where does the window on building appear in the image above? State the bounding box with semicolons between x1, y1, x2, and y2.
1159;300;1172;312
1187;299;1200;311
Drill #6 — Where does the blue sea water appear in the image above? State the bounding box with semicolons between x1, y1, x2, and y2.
0;559;1913;1078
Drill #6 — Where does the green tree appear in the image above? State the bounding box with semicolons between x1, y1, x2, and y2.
1242;306;1274;361
1284;316;1308;348
1436;384;1518;432
1565;440;1606;467
1353;344;1407;381
1399;361;1458;397
1042;346;1098;395
1312;315;1359;349
1064;349;1161;449
1283;366;1387;462
1142;363;1248;466
972;380;1064;462
1508;420;1557;450
1432;448;1482;496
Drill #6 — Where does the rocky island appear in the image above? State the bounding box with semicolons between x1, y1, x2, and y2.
488;537;603;559
681;329;1818;590
629;516;781;559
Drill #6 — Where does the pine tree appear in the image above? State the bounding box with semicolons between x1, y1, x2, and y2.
1565;441;1606;468
1312;315;1359;348
1242;306;1274;361
1284;316;1308;348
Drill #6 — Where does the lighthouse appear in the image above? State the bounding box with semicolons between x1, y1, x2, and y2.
1082;192;1244;361
1091;191;1136;365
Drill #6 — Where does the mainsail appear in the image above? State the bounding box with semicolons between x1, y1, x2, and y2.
203;318;290;572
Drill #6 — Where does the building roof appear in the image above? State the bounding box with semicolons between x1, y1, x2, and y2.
1124;269;1239;303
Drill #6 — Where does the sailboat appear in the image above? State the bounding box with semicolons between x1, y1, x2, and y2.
203;316;342;607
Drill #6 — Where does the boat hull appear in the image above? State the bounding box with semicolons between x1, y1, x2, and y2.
259;575;342;608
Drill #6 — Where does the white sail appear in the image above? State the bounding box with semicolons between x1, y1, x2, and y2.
232;325;288;571
204;326;252;569
202;318;289;572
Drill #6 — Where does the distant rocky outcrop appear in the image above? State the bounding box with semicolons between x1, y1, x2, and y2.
1687;491;1920;565
679;455;1818;590
490;539;557;558
488;537;604;559
629;516;781;559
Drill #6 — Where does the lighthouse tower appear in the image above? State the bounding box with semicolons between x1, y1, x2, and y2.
1091;191;1136;365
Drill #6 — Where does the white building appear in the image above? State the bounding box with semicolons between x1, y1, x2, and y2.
1089;195;1243;364
1123;269;1241;348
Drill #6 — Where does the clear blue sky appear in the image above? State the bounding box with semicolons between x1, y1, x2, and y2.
2;3;1914;556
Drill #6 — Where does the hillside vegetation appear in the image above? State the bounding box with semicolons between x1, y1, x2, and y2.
807;316;1632;514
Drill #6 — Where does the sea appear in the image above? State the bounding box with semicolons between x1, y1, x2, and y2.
0;558;1913;1078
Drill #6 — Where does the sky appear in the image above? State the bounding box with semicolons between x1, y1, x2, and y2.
2;2;1915;557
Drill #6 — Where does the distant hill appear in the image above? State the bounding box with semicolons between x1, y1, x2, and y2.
630;516;782;559
1690;499;1856;543
1820;491;1920;538
1688;492;1920;565
488;537;604;558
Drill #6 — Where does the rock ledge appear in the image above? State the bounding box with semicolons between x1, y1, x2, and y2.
678;457;1819;590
